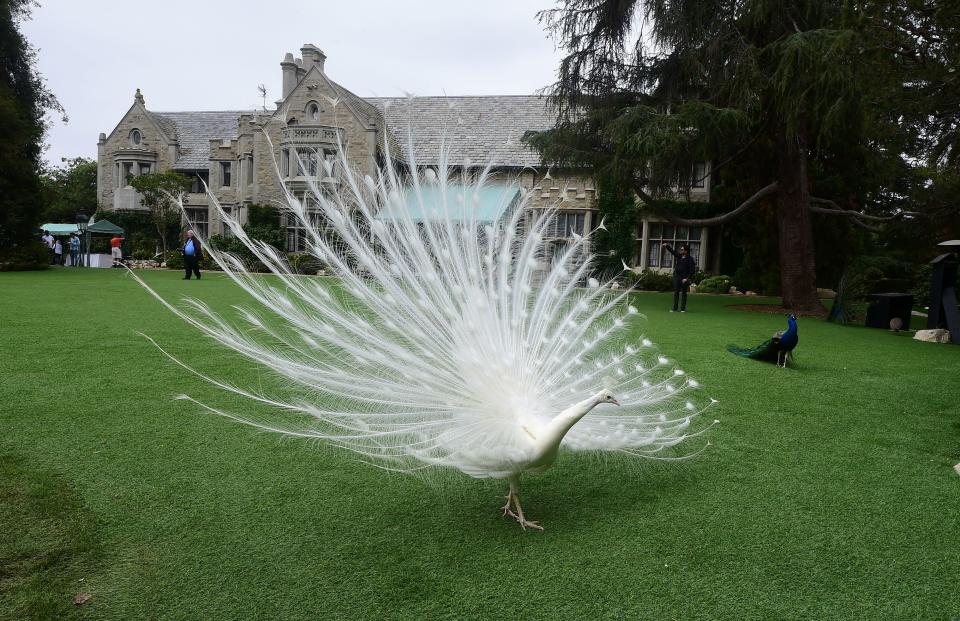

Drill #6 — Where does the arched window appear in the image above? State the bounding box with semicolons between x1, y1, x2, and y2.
308;103;320;121
129;129;142;146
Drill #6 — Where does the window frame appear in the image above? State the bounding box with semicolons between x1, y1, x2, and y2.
220;162;232;188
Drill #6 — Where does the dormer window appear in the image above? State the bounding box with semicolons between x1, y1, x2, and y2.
308;103;319;121
129;129;142;146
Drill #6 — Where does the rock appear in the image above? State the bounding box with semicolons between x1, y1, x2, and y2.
745;290;758;296
817;288;837;299
688;284;697;293
728;286;738;294
913;328;951;344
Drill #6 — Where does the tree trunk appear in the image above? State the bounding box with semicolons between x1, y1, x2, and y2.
775;125;821;311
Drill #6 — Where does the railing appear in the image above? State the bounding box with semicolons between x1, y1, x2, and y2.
281;125;343;145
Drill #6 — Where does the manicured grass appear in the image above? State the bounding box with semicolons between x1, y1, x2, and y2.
1;267;958;620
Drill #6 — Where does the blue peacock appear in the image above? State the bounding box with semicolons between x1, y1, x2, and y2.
727;314;798;368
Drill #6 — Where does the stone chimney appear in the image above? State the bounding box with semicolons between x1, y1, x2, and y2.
281;53;298;99
300;44;326;74
295;57;306;81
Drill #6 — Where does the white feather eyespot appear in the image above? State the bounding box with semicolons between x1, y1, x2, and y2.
628;305;638;314
657;356;669;365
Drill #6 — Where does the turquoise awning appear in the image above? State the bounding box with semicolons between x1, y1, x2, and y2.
374;184;520;224
40;223;80;235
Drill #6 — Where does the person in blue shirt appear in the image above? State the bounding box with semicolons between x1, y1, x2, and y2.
69;234;80;266
182;230;204;280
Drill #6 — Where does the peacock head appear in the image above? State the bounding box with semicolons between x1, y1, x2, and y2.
600;390;620;406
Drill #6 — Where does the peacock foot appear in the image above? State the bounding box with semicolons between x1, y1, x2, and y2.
500;485;544;531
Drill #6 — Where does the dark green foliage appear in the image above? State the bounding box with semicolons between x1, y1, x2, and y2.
627;269;672;291
592;174;637;277
129;172;192;262
286;252;325;275
205;204;285;273
246;203;281;229
0;0;63;253
0;240;48;271
698;275;734;294
39;157;98;224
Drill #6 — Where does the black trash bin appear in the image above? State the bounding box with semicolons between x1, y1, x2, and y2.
865;293;913;330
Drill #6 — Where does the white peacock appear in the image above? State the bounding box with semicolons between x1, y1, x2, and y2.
135;121;717;530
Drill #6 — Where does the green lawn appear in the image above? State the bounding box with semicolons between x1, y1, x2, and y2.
1;268;958;620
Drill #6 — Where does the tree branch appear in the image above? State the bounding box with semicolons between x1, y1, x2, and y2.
809;197;922;221
634;181;779;226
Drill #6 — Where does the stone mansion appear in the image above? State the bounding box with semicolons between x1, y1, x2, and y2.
97;43;716;272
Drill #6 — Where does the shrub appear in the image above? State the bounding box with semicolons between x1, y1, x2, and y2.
287;252;324;274
0;241;49;271
698;275;733;294
912;263;932;308
628;269;673;291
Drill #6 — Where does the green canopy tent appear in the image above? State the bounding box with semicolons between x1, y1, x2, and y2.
82;219;125;268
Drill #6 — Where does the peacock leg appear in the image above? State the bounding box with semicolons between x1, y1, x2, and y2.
501;487;517;519
507;479;543;531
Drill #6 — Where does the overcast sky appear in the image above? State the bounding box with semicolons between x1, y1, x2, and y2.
22;0;566;167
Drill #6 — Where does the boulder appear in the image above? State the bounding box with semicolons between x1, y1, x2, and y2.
817;288;837;299
745;290;758;296
728;286;738;294
913;328;951;344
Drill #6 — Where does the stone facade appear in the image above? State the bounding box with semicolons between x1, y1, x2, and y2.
97;44;715;271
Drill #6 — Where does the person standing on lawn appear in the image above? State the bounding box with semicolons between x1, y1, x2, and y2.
666;243;696;313
182;229;203;280
110;234;125;267
69;234;80;266
41;230;55;264
53;238;63;265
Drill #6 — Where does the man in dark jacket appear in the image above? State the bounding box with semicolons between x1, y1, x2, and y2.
666;243;696;312
182;230;204;280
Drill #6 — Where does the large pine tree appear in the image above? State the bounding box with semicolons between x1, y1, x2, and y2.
528;0;931;310
0;0;62;251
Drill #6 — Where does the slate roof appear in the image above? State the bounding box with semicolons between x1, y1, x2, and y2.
149;111;251;170
366;96;555;168
145;95;556;170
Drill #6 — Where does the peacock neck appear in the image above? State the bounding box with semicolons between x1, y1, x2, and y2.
542;392;606;449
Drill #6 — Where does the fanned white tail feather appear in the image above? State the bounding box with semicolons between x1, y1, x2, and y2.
133;109;716;479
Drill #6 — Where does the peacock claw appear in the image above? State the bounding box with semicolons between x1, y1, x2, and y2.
518;518;544;531
500;484;544;531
